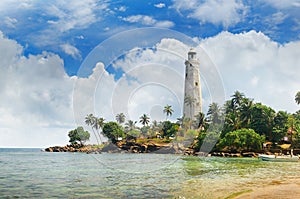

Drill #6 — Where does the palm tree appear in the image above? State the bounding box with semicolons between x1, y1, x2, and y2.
85;113;99;144
151;120;162;132
240;98;253;128
95;117;105;143
116;113;126;124
163;105;174;120
231;90;245;109
125;120;137;132
207;102;222;123
139;114;150;126
295;91;300;105
194;112;206;130
182;117;192;131
184;96;196;119
176;116;184;127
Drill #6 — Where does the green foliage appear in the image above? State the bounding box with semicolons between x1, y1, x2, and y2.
126;129;141;141
68;126;90;145
185;129;199;140
193;112;206;130
102;122;125;143
195;131;220;151
207;102;222;124
184;96;196;119
124;120;137;132
272;111;289;143
116;113;126;124
85;114;105;143
161;121;179;138
248;103;275;139
140;126;150;137
139;114;150;126
217;128;265;152
295;91;300;105
163;104;174;120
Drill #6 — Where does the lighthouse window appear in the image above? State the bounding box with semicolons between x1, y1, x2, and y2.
195;82;198;86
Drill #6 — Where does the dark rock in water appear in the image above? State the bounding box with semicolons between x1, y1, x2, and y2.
241;152;258;158
153;147;177;154
102;143;122;153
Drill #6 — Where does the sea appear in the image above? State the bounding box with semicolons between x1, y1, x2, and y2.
1;148;300;198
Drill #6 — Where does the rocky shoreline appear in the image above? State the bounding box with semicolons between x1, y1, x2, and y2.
44;142;260;157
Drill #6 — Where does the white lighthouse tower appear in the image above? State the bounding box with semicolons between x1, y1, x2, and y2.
183;48;202;121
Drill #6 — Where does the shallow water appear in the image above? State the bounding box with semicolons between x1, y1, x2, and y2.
1;148;300;198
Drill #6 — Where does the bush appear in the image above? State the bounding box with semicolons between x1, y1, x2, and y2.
217;128;265;152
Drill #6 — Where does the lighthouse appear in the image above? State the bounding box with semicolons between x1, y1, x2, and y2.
183;48;202;121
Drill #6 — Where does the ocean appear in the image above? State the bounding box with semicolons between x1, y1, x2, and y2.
1;148;300;198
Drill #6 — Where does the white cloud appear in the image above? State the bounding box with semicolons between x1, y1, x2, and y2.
262;0;300;9
154;3;166;8
0;0;34;14
172;0;247;28
0;31;75;147
4;16;18;28
200;30;300;112
45;0;100;33
60;43;82;60
122;15;175;28
1;29;300;147
115;6;127;12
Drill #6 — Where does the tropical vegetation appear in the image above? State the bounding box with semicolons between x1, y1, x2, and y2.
68;126;90;145
67;90;300;154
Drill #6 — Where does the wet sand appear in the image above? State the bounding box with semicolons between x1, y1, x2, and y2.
234;180;300;199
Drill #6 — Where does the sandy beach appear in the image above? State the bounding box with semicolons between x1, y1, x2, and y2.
234;179;300;199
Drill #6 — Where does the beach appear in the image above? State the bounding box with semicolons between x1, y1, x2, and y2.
234;178;300;199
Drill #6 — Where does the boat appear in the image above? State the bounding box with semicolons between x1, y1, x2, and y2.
258;154;299;162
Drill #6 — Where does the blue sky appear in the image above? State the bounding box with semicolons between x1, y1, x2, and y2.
0;0;300;147
1;0;299;76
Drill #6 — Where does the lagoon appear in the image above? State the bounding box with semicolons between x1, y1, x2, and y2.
1;148;300;198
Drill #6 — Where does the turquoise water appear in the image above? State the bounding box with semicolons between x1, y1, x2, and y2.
1;149;300;198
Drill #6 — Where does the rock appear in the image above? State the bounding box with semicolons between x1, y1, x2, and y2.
102;143;122;153
242;152;258;158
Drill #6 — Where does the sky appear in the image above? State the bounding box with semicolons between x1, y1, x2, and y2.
0;0;300;147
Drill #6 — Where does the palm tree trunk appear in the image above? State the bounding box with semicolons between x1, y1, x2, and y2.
92;128;99;144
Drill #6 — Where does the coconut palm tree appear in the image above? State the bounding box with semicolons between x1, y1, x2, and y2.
182;117;192;131
207;102;222;124
116;113;126;124
231;90;245;109
194;112;206;130
95;117;105;143
85;113;99;144
184;96;196;119
139;114;150;126
240;98;253;128
163;104;174;120
125;120;137;132
295;91;300;105
176;116;184;127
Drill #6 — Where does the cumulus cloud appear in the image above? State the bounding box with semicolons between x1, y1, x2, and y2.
200;30;300;112
0;30;119;147
262;0;300;9
45;0;102;33
60;43;82;60
1;29;300;147
121;15;175;28
0;31;75;147
154;3;166;8
171;0;247;28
